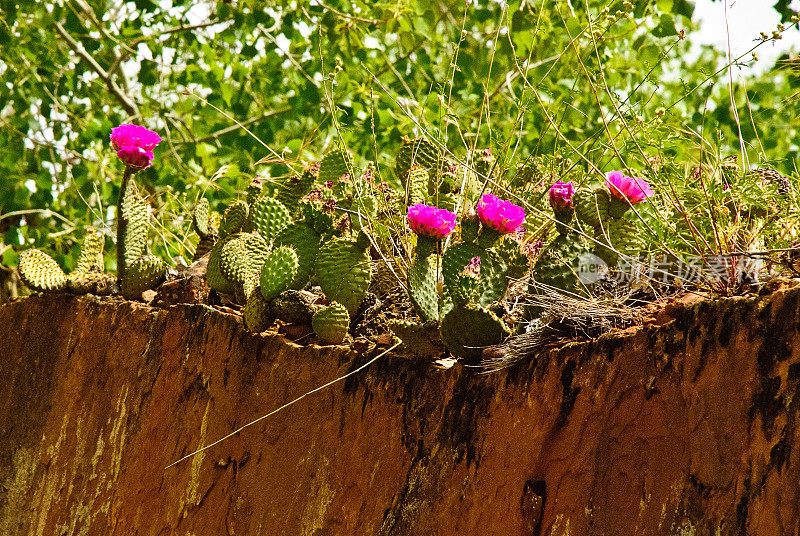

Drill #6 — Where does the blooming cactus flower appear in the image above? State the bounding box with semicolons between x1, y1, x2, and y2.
548;181;575;213
407;203;457;239
476;193;526;234
605;170;654;204
110;124;161;170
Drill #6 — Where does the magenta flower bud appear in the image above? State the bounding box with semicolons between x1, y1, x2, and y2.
605;170;654;204
110;124;161;170
406;203;457;239
548;181;575;213
476;193;526;234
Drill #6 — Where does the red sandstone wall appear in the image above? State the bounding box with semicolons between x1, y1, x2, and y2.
1;288;799;535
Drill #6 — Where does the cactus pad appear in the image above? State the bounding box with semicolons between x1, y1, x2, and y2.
273;222;321;289
319;148;353;184
312;302;350;345
594;216;642;267
440;304;510;362
192;198;211;238
121;254;166;300
220;200;248;238
18;249;67;292
574;187;610;230
276;167;316;212
269;290;319;325
315;237;372;314
249;195;292;240
408;249;440;322
259;246;299;301
219;232;269;289
405;165;429;206
206;236;238;295
75;227;105;274
388;320;444;358
246;179;264;206
442;242;507;306
67;271;117;295
244;289;275;333
395;136;442;185
119;180;148;276
532;233;588;291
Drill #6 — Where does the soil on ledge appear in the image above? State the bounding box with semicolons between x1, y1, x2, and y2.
1;286;800;535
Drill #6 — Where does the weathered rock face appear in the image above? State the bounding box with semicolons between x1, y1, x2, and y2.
1;286;800;535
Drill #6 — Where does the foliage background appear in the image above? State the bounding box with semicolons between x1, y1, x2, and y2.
1;0;799;299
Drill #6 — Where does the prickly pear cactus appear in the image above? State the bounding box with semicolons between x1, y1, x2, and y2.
300;199;336;236
66;271;117;295
495;236;529;281
532;233;588;291
312;301;350;345
220;200;249;239
442;243;507;307
387;320;444;358
351;193;378;232
472;148;496;180
405;165;429;206
259;246;299;301
440;304;510;363
193;198;211;238
219;232;269;290
269;290;319;325
594;216;642;266
18;249;67;292
276;166;316;212
249;195;292;240
408;239;440;322
319;148;353;184
75;227;105;274
244;289;274;333
206;236;239;295
121;254;166;300
574;187;610;230
395;136;442;185
273;222;321;290
246;179;264;206
118;180;148;278
315;237;372;314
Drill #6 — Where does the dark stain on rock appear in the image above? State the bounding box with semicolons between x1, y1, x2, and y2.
717;306;735;348
555;359;579;429
438;374;493;467
520;479;546;536
735;476;751;534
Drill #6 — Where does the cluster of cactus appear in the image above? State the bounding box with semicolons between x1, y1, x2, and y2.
401;218;520;362
389;139;530;362
17;170;167;300
201;148;375;345
18;227;117;296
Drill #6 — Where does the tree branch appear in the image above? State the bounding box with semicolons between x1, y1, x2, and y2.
54;22;139;117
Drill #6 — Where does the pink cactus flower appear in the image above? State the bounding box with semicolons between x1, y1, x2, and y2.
476;194;526;234
605;170;654;204
548;181;575;213
110;124;161;170
407;203;456;239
